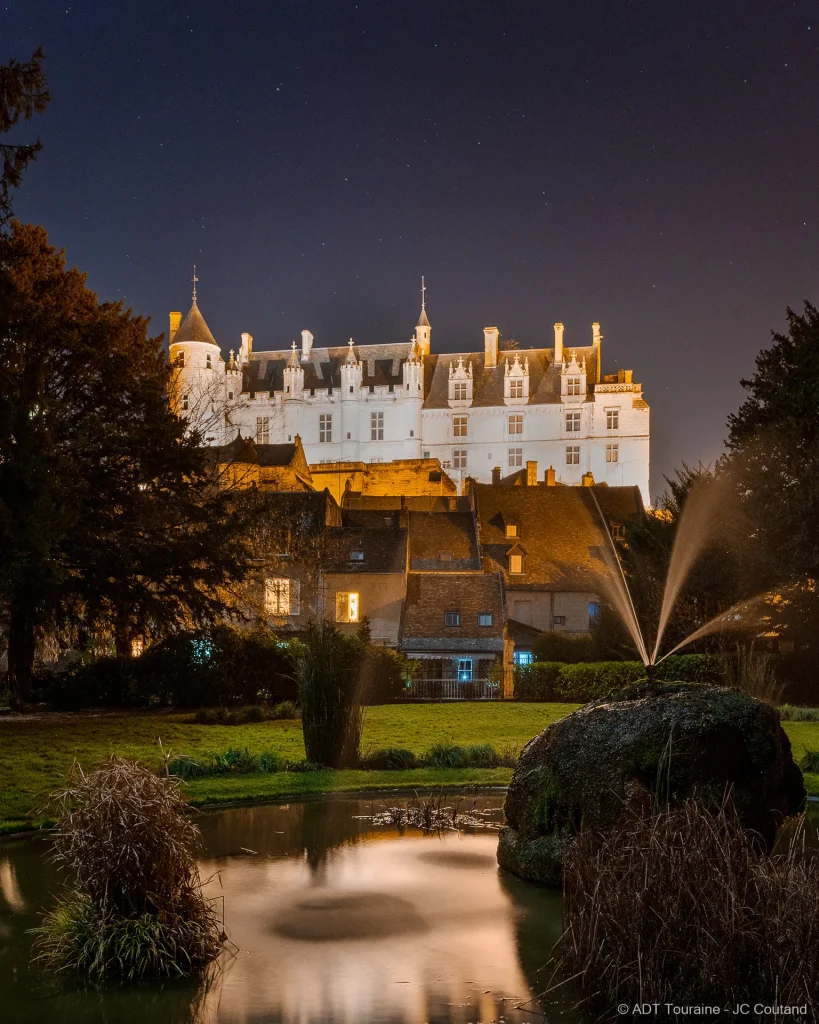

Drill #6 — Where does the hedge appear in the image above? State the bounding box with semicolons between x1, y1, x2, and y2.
514;653;723;703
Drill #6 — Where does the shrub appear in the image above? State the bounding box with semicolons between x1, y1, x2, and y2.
654;653;722;685
271;700;300;719
210;748;257;774
362;747;418;770
192;707;225;725
166;756;209;780
780;704;819;722
230;704;266;724
33;757;222;979
425;743;468;768
290;622;365;768
561;798;819;1018
257;752;280;773
799;749;819;773
513;662;563;701
463;744;499;767
285;759;324;772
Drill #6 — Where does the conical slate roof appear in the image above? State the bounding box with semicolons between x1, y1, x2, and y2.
173;299;218;346
417;306;430;328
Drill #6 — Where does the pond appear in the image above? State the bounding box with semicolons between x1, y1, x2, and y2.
0;792;573;1024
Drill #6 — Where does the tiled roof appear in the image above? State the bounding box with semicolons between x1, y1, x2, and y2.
213;435;299;467
400;572;505;651
407;511;481;571
342;493;470;512
473;483;642;591
243;342;413;394
252;490;341;534
172;300;218;346
322;526;407;574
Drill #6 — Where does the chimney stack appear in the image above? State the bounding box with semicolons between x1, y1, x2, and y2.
484;326;499;369
492;466;501;485
553;322;564;363
544;466;556;486
301;329;314;361
526;460;538;487
581;471;595;487
169;311;182;343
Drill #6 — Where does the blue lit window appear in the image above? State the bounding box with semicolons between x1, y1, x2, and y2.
589;601;602;624
457;658;473;681
514;651;534;666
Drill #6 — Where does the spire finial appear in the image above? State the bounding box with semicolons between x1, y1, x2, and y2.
421;275;426;311
192;265;198;302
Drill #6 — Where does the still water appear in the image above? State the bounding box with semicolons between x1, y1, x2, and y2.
0;793;571;1024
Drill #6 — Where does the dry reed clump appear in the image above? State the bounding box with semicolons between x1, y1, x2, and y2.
33;756;224;980
560;797;819;1019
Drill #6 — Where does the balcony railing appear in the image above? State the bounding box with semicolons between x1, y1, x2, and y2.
403;677;502;700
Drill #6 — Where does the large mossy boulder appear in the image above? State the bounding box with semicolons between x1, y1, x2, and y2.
498;682;805;885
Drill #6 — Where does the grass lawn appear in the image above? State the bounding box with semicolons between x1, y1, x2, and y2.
1;702;817;834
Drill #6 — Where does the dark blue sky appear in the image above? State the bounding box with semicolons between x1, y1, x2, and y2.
5;0;819;500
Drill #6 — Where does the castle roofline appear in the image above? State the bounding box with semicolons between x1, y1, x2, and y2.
171;299;219;347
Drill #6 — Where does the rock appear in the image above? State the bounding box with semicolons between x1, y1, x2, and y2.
498;682;806;885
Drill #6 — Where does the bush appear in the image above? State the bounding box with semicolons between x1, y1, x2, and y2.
33;757;222;979
257;752;280;773
290;622;365;768
166;756;209;780
513;662;563;701
562;798;819;1018
271;700;299;719
362;747;418;770
230;704;266;724
780;704;819;722
799;749;819;772
425;743;468;768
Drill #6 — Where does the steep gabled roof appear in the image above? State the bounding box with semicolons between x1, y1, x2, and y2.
322;526;407;574
172;300;218;346
407;510;481;571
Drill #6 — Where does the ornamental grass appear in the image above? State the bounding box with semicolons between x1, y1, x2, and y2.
560;797;819;1020
33;756;224;980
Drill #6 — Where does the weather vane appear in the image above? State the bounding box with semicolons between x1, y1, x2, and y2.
192;265;198;302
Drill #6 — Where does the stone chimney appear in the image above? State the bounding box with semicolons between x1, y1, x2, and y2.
553;322;564;363
492;466;501;485
581;471;595;487
544;466;556;486
301;329;314;361
169;311;182;342
617;368;633;384
484;326;499;369
526;460;538;487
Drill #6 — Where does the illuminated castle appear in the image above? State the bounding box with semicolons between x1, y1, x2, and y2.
169;278;650;504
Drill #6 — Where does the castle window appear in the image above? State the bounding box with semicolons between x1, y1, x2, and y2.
565;411;581;432
566;445;580;465
264;577;292;616
509;379;524;399
505;523;519;538
423;451;430;459
453;449;467;469
509;553;524;574
508;447;523;468
336;591;360;623
606;443;619;463
319;413;332;443
453;381;468;401
444;610;461;627
182;395;189;412
508;414;523;436
566;376;581;395
349;385;354;394
228;391;233;400
256;416;270;444
371;411;384;440
206;354;212;369
410;429;414;437
478;612;493;627
606;409;619;430
175;352;185;367
453;415;467;437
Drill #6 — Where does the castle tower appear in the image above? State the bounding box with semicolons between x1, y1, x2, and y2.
283;342;305;400
168;269;226;442
414;276;431;356
340;338;362;460
402;338;424;457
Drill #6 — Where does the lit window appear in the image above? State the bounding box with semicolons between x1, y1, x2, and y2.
508;414;523;436
350;549;364;561
565;411;581;432
566;445;580;465
606;409;619;430
589;601;602;624
256;416;270;444
553;615;566;625
371;411;384;440
478;612;493;627
453;415;468;437
509;553;524;574
514;650;534;666
566;376;581;395
457;658;473;681
505;523;519;538
319;413;332;443
508;447;523;468
453;449;467;469
264;577;291;615
606;443;619;463
444;610;461;627
453;381;468;401
509;379;524;398
336;591;359;623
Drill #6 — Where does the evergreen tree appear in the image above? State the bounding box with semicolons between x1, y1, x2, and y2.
0;49;50;225
0;223;255;700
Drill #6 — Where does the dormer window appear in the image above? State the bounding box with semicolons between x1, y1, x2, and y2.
507;544;526;575
448;357;473;407
454;382;467;400
503;353;529;405
505;523;519;538
566;376;581;395
561;352;587;402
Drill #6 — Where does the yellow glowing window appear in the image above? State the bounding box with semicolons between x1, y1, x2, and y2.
265;577;291;615
336;591;360;623
505;524;519;538
509;554;524;574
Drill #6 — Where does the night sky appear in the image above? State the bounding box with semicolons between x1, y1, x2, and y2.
4;1;819;500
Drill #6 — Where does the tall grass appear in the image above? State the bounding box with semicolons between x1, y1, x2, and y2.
720;646;784;704
560;797;819;1018
33;756;224;979
290;621;365;768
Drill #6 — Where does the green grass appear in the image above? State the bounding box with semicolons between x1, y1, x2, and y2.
0;702;816;834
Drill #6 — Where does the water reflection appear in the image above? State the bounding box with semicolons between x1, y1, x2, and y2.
0;793;566;1024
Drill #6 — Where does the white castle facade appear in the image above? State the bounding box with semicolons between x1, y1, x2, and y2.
169;287;650;504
